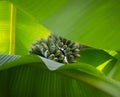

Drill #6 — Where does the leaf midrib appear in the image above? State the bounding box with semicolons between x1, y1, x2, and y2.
9;3;16;54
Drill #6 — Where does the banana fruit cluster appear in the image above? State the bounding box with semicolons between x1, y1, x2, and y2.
29;34;80;64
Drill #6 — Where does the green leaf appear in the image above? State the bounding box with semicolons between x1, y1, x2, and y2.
1;1;120;97
0;1;50;55
0;1;11;53
78;48;114;67
15;9;50;55
76;48;117;75
9;0;68;21
107;53;120;80
102;58;117;76
9;0;120;50
0;54;120;97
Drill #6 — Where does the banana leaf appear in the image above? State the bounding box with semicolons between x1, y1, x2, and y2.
9;0;120;50
0;54;120;97
0;1;120;97
0;1;50;54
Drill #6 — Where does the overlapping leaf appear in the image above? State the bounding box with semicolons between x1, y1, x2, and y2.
9;0;120;50
0;1;120;97
0;54;120;97
0;1;50;55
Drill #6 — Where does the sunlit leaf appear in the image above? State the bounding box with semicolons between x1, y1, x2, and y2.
9;0;120;50
108;53;120;80
0;1;50;55
78;48;114;67
1;1;120;97
0;1;11;53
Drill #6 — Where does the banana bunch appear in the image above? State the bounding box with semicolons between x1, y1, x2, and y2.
29;34;80;64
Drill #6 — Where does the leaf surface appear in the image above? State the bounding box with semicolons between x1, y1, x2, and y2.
0;54;120;97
